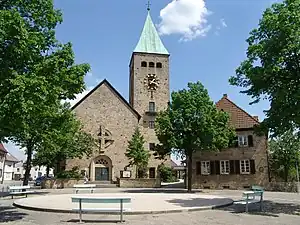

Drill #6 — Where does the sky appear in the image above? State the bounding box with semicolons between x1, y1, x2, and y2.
5;0;281;162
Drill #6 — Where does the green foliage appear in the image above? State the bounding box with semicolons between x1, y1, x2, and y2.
269;130;300;182
229;0;300;136
158;164;177;182
155;81;235;191
0;0;90;185
125;128;150;178
56;166;83;180
32;103;96;174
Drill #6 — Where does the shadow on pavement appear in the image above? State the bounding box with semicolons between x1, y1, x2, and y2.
218;200;300;217
166;197;233;207
0;206;27;223
67;219;123;223
122;188;202;194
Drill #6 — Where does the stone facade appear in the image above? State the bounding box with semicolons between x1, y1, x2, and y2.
192;94;270;189
119;178;161;188
65;13;171;183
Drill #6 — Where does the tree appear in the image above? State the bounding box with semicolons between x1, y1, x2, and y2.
32;103;96;176
155;82;235;192
229;0;300;136
269;130;300;182
0;1;90;184
125;128;150;178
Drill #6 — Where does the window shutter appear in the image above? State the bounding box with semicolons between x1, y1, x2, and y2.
235;160;240;174
235;137;239;147
210;161;215;175
248;135;254;147
196;162;201;175
215;161;220;175
250;160;256;174
229;160;235;174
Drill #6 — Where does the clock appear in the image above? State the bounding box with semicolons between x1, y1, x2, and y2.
144;74;159;90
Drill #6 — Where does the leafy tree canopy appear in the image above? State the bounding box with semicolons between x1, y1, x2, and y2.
269;130;300;182
229;0;300;136
155;81;235;191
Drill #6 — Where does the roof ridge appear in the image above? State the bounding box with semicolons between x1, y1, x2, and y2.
217;96;259;124
71;79;141;120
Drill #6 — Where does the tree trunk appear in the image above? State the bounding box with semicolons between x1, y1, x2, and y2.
46;166;50;177
187;152;193;193
284;165;289;182
23;144;33;186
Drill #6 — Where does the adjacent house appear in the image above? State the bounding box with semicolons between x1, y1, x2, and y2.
3;152;19;181
14;161;54;180
192;94;269;189
0;143;8;182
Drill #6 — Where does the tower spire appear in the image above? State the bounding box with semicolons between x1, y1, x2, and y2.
147;1;151;11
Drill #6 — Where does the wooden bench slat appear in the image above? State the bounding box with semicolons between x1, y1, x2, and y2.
72;198;131;204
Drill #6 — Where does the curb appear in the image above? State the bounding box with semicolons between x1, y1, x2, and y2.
13;200;233;215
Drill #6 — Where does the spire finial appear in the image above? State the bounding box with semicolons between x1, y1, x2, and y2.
147;1;151;11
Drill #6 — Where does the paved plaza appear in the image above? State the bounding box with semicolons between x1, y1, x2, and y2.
1;188;300;224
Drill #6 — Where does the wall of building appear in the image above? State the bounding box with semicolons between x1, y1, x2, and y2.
192;130;269;189
14;162;54;180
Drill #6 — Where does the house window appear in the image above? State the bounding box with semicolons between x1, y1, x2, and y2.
201;161;210;175
149;121;155;129
149;102;155;112
156;62;162;68
149;167;156;178
149;143;155;150
149;62;155;67
0;169;2;178
17;168;20;172
240;160;250;174
238;135;248;147
220;160;230;174
141;61;147;67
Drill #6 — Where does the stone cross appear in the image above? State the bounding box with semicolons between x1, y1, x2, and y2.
147;1;151;11
98;125;113;151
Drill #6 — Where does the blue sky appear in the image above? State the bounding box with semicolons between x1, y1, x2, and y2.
6;0;280;161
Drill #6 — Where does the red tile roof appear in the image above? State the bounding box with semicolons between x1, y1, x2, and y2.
216;94;259;129
0;143;8;153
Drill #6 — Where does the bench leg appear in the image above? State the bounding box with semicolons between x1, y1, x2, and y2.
79;199;82;223
120;199;123;222
259;194;263;211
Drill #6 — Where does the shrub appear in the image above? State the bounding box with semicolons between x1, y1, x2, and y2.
56;166;83;180
158;164;177;182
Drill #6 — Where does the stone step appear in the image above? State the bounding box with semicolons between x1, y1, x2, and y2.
89;181;118;188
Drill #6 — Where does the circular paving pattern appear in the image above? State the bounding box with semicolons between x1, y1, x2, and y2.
13;192;233;214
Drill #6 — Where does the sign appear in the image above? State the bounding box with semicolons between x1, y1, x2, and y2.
121;170;131;178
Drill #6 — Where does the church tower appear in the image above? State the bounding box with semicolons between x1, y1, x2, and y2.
129;8;170;168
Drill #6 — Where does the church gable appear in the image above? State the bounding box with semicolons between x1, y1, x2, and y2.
72;79;140;120
216;94;259;129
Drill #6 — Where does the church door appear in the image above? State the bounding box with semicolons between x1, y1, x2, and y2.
95;167;109;181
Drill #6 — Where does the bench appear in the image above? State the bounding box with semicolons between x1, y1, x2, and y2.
71;196;131;223
9;185;34;199
234;190;264;212
73;184;96;194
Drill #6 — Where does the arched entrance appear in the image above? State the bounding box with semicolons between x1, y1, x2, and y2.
91;155;112;182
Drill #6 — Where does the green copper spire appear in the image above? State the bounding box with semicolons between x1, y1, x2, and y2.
133;11;169;55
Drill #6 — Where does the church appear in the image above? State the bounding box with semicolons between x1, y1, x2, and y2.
66;10;171;183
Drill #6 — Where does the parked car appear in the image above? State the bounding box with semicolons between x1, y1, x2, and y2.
34;176;52;186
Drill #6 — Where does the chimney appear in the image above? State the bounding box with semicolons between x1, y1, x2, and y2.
223;94;228;98
253;116;259;121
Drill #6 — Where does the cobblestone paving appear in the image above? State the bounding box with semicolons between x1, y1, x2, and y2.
1;189;300;225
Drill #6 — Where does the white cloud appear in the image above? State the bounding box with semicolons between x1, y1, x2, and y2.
86;72;93;77
220;18;227;28
157;0;211;42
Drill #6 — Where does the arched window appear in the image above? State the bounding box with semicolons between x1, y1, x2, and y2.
141;61;147;67
149;62;155;68
156;62;162;68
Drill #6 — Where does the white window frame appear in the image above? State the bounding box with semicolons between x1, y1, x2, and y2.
238;135;248;147
201;161;210;175
220;160;230;174
240;159;250;174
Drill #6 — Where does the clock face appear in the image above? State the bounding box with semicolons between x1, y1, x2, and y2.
144;74;159;90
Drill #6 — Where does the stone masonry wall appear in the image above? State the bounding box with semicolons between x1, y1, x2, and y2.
66;82;139;182
119;178;161;188
192;130;270;189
